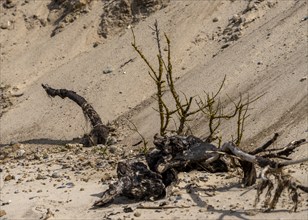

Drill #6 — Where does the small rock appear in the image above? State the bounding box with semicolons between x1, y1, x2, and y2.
221;44;230;49
93;42;99;48
103;67;113;74
159;201;169;206
16;149;26;158
36;174;47;180
123;207;133;213
51;172;61;178
0;23;9;29
66;182;75;188
134;211;141;217
300;77;307;82
4;174;15;181
0;210;6;217
3;0;16;9
108;145;117;154
107;137;117;146
80;188;84;191
207;204;214;211
212;17;219;22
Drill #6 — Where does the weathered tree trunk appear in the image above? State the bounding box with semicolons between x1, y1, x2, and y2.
42;84;109;146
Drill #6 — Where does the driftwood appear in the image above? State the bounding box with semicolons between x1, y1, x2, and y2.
94;134;307;211
147;135;228;183
42;84;109;146
93;161;166;207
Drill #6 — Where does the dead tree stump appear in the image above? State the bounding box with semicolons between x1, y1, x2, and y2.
42;84;109;146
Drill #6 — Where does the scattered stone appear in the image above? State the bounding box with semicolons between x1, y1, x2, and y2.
93;42;99;48
0;22;10;30
134;211;141;217
159;201;169;206
108;145;117;154
221;44;230;49
80;188;85;191
42;208;54;220
4;174;15;181
300;77;307;82
123;206;133;213
103;67;113;74
16;149;26;158
107;136;117;146
0;210;6;217
36;174;47;180
207;204;214;211
212;17;219;22
3;0;16;9
300;16;308;22
66;182;75;188
51;172;61;178
1;201;10;206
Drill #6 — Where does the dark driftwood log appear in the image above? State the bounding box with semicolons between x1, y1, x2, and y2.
93;161;166;207
148;135;228;177
42;84;109;146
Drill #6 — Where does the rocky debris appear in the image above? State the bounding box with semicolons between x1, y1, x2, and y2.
23;15;46;30
42;208;54;220
2;0;16;9
217;0;278;45
0;84;13;118
0;20;13;30
4;174;15;181
0;210;7;217
134;211;141;217
212;17;219;22
36;174;47;180
103;67;113;74
98;0;169;38
49;0;93;37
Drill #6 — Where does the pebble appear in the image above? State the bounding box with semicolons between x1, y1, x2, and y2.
93;42;99;48
300;77;307;82
0;210;6;217
212;17;219;22
159;201;169;206
107;137;117;146
221;44;230;49
80;188;85;191
123;207;133;213
103;67;113;74
51;172;61;178
108;145;117;154
134;212;141;217
4;174;15;181
36;174;47;180
207;204;214;211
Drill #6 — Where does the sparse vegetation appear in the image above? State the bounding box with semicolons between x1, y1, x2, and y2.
131;20;261;147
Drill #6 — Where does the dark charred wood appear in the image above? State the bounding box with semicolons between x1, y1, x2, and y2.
238;160;256;186
41;84;109;146
93;161;166;207
148;135;228;175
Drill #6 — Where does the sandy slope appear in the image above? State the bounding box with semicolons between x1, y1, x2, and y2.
0;0;307;219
